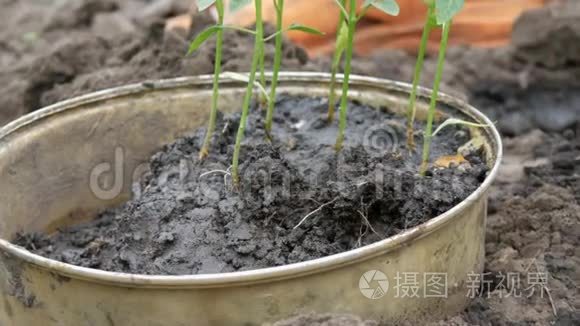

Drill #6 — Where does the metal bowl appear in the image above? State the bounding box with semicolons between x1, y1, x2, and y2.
0;73;502;325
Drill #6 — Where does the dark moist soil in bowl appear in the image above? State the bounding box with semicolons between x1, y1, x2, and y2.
16;95;488;275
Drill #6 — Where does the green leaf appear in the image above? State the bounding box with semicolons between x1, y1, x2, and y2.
230;0;252;12
187;25;220;55
363;0;400;16
435;0;464;24
432;118;489;137
264;24;324;42
198;0;216;11
287;24;325;36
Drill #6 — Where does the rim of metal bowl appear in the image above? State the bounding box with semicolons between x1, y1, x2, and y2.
0;72;503;288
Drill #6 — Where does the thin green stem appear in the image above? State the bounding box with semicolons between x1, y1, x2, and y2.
232;0;264;184
420;21;451;175
199;0;225;160
327;0;346;122
258;19;267;108
265;0;284;136
334;0;356;151
327;54;341;122
406;5;435;150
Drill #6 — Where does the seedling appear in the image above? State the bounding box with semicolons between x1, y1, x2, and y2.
332;0;400;151
231;0;264;185
326;0;347;122
257;12;267;108
190;0;226;160
416;0;465;175
188;0;257;159
405;2;436;149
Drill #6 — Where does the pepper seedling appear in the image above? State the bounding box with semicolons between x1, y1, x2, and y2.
333;0;400;151
326;0;347;123
188;0;257;159
190;0;226;160
418;0;465;175
405;0;436;149
230;0;264;185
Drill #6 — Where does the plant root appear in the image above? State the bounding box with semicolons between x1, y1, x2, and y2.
293;197;339;229
199;166;232;187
